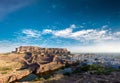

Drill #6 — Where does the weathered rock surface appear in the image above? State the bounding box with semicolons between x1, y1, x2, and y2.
0;61;67;83
0;69;31;83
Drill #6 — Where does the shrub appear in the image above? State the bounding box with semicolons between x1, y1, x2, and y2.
39;77;45;81
95;68;104;75
1;71;7;74
34;78;40;81
0;67;12;71
80;65;90;71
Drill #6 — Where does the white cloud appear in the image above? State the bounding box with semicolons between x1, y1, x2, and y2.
68;42;120;53
43;24;120;43
102;25;108;29
22;29;41;38
0;40;20;53
43;24;76;38
0;29;43;53
115;32;120;35
42;29;52;34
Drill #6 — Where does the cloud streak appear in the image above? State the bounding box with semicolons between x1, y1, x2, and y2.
0;0;34;19
22;29;41;38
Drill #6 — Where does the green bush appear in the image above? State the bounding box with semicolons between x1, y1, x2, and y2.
0;67;12;71
72;64;115;75
1;71;7;74
80;65;90;71
95;68;104;75
34;77;45;81
39;77;45;81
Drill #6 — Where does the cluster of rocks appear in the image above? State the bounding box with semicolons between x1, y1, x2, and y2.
0;69;31;83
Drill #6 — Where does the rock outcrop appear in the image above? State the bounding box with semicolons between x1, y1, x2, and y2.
0;69;31;83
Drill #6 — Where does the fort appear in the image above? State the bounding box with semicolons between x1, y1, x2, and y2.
13;46;70;54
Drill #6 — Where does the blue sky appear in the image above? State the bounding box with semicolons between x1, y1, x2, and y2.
0;0;120;53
